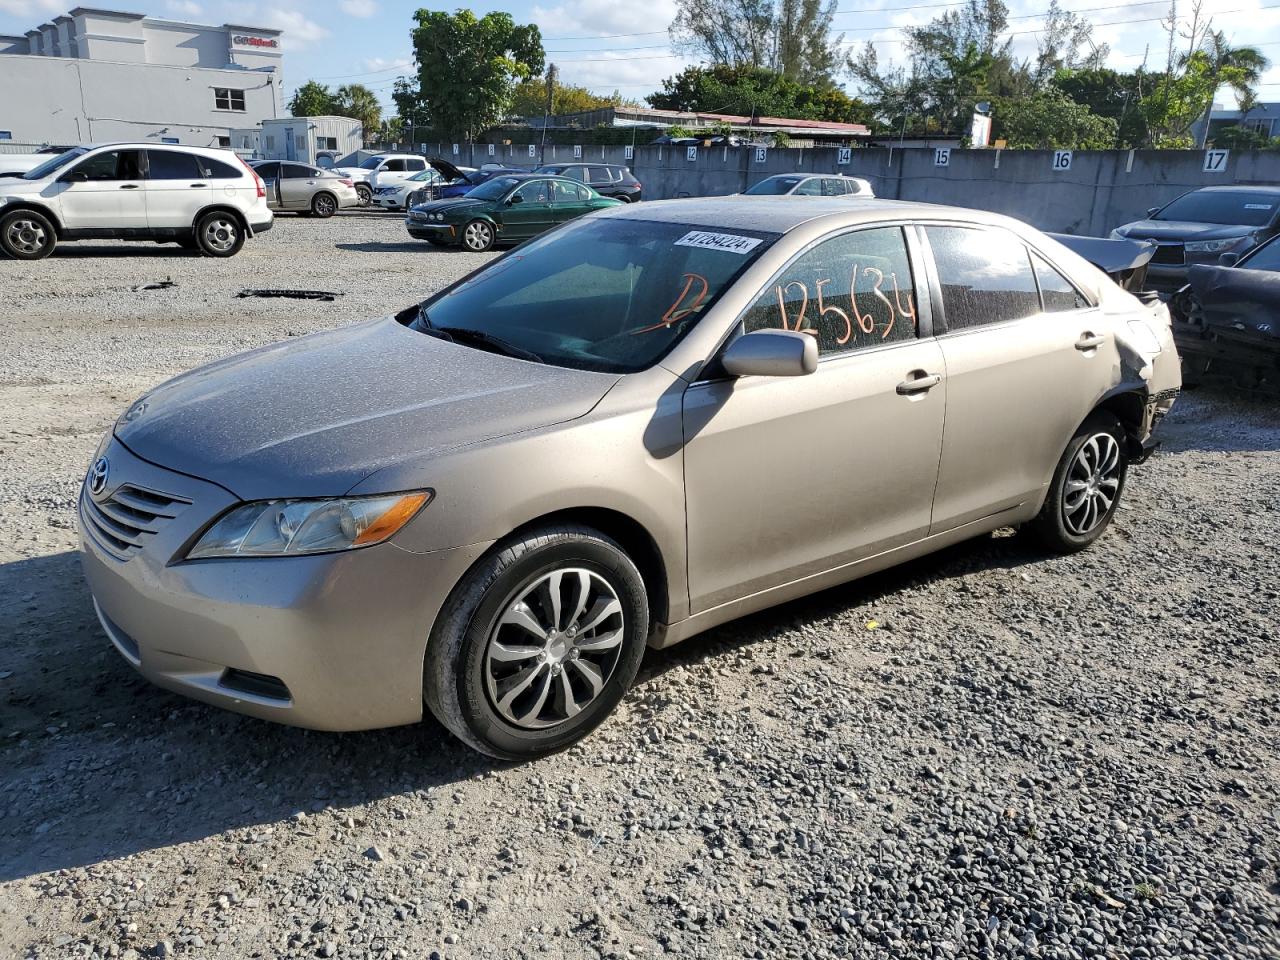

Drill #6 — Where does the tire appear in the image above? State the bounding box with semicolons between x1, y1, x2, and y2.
193;211;245;258
311;192;338;218
423;524;649;760
461;219;495;252
0;209;57;260
1027;411;1128;553
356;183;372;206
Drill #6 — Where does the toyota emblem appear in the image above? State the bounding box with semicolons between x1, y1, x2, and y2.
88;457;110;497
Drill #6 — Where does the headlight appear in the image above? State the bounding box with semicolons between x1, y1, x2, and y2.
187;491;431;560
1185;236;1249;253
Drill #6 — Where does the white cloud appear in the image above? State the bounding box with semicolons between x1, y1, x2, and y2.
363;55;412;72
259;9;329;48
340;0;377;19
532;0;677;40
165;0;203;17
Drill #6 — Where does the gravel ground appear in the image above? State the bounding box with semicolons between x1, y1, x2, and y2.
1;213;1278;960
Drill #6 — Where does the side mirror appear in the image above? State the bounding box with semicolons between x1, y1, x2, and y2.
721;329;818;378
508;194;523;205
1146;206;1159;218
1219;252;1240;267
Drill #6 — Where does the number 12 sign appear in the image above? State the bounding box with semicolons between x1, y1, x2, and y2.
1204;149;1229;173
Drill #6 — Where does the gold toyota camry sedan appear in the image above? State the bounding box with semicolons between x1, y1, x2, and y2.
79;197;1181;758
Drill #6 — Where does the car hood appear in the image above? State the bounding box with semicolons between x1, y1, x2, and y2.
115;317;620;500
410;197;488;216
0;178;46;196
1115;219;1257;242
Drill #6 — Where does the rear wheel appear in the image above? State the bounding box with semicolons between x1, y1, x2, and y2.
311;192;338;218
462;219;495;252
423;524;649;759
1028;411;1128;553
194;211;244;257
0;209;56;260
356;183;372;206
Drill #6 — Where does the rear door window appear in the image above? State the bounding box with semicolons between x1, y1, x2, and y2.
742;226;920;356
147;150;200;180
821;178;846;196
254;161;280;179
406;158;427;171
924;226;1040;330
586;166;613;185
1033;255;1090;311
793;178;823;196
197;157;242;179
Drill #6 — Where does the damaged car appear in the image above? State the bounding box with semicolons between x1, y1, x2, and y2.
80;198;1179;759
1170;233;1280;392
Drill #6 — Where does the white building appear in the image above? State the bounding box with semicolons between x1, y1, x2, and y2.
0;7;283;148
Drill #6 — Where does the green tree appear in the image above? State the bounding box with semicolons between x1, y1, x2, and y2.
669;0;842;87
1191;31;1268;146
647;64;872;124
392;76;431;132
289;80;336;117
406;9;544;139
1210;124;1271;149
990;88;1117;148
1052;68;1147;147
508;78;618;119
331;84;382;143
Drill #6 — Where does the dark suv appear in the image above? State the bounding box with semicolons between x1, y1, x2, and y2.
534;163;641;202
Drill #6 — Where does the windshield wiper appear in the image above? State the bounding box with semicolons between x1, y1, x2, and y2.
434;326;543;363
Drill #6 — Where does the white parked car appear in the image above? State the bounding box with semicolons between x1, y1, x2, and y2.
331;153;429;205
0;143;272;261
372;168;456;211
743;173;875;198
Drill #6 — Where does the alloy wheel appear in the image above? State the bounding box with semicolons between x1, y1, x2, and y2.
203;217;238;254
464;221;492;251
1062;432;1121;536
6;217;48;256
483;568;625;730
314;194;336;217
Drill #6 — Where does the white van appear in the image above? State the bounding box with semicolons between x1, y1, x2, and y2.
0;143;272;260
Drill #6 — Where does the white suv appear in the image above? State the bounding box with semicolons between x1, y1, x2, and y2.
331;154;429;205
0;143;272;261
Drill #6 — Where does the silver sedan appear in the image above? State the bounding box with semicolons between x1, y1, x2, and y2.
249;160;360;218
80;197;1180;758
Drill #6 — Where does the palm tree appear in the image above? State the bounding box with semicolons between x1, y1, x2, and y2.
1191;31;1269;146
333;84;383;146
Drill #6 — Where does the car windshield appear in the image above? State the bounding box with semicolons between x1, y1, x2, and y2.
1239;236;1280;272
744;176;802;195
407;170;436;182
409;217;777;373
1156;190;1280;226
23;147;87;180
357;156;384;170
466;176;521;200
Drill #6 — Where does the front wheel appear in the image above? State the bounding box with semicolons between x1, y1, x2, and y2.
1027;411;1128;553
461;219;495;252
0;209;56;260
194;211;244;257
423;525;649;760
355;183;372;206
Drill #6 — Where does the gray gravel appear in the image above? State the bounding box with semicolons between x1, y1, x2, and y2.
2;213;1279;960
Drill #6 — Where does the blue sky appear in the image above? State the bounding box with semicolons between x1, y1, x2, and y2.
3;0;1279;114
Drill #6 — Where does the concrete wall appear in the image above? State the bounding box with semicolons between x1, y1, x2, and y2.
0;53;281;144
422;141;1280;236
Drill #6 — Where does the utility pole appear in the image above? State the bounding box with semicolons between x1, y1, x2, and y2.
540;63;557;166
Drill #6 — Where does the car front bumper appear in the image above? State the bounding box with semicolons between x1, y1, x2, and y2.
406;219;456;241
78;437;490;731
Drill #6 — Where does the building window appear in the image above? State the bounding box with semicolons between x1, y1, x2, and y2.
214;88;246;111
317;136;337;150
0;131;11;141
216;136;231;147
161;137;179;144
264;135;275;149
296;134;306;151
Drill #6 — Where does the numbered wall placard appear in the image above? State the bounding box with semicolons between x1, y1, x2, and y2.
1052;150;1073;171
573;145;582;158
686;146;698;161
1204;149;1229;173
837;147;851;165
487;143;495;156
624;145;634;160
934;148;950;167
451;143;459;155
528;144;536;157
755;147;767;163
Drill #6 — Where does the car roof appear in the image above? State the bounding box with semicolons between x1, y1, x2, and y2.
593;195;1016;233
1187;185;1280;194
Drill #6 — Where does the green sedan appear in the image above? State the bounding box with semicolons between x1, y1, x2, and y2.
405;173;622;252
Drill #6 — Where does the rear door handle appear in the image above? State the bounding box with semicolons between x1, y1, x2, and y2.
1075;333;1106;351
119;184;140;189
190;182;207;188
896;372;942;395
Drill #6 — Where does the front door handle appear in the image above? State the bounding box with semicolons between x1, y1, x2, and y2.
190;182;207;188
119;183;140;189
1075;333;1106;351
896;372;942;395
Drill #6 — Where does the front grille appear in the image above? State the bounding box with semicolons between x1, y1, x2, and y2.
1150;243;1185;265
81;483;190;561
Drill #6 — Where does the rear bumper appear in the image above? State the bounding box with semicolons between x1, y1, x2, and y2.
250;217;273;235
79;438;491;731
